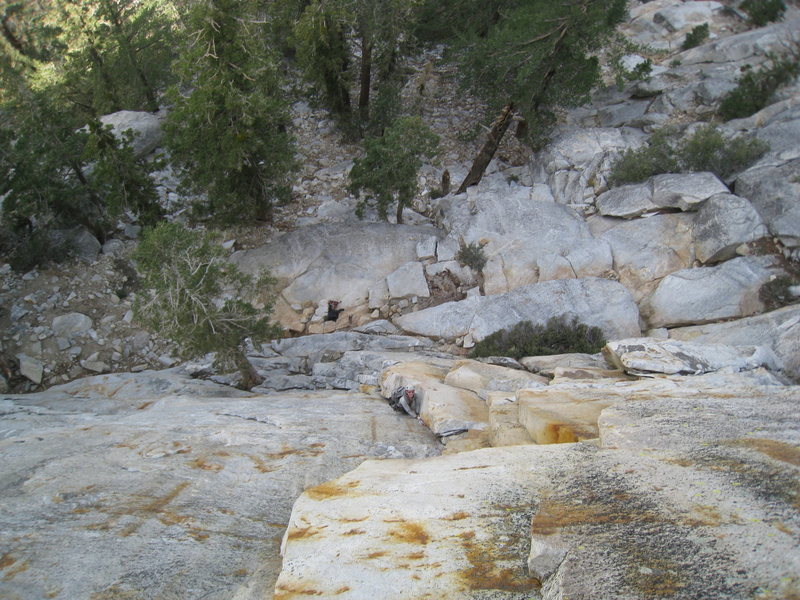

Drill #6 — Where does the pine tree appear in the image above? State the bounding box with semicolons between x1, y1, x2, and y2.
164;0;294;223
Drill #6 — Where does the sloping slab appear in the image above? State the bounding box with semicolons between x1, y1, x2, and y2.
0;374;441;599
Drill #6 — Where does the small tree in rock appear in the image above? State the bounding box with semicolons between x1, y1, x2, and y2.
133;222;279;389
348;116;438;224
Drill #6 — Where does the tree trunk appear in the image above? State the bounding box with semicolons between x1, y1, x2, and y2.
456;103;514;195
395;197;404;224
358;34;372;121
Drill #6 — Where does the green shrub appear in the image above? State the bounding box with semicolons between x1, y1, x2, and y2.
682;23;709;50
759;276;798;310
608;128;678;186
133;222;279;388
740;0;786;26
471;316;606;359
456;241;487;272
2;227;77;273
608;125;768;186
718;56;800;121
679;124;769;178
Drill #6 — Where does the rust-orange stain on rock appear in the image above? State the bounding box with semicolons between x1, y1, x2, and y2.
443;511;470;521
458;537;540;593
734;438;800;466
387;521;430;545
286;524;327;541
305;480;360;501
137;401;153;410
247;454;275;473
0;554;29;581
188;456;224;472
274;581;325;598
343;528;366;536
530;499;651;535
267;444;325;460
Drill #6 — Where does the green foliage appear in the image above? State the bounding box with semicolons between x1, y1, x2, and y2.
456;242;487;272
606;34;654;89
0;226;77;273
682;23;709;50
470;317;606;359
679;124;768;177
740;0;786;26
609;125;768;186
164;0;294;224
759;276;798;310
608;128;679;186
459;0;628;142
348;116;438;223
133;222;279;363
718;55;800;121
84;121;162;227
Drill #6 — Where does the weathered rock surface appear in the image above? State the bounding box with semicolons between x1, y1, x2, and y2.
669;304;800;381
735;158;800;248
99;110;164;158
230;223;442;309
0;372;441;599
604;337;781;376
395;278;640;342
276;374;800;599
692;193;767;263
644;255;779;327
443;359;549;400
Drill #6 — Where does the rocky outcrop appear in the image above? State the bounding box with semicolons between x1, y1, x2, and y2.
0;372;442;600
395;277;640;342
276;371;800;599
643;255;780;327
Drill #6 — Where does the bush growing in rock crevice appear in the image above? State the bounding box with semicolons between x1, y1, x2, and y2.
470;316;606;359
718;54;800;121
740;0;786;26
609;125;768;186
682;23;709;50
456;241;487;272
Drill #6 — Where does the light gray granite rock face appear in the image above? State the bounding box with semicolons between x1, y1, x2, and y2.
604;337;781;375
644;255;779;328
395;278;640;342
679;16;800;65
230;223;442;307
650;172;729;211
99;110;164;158
596;182;657;218
669;304;800;381
276;376;800;600
692;193;767;263
600;213;696;301
531;126;647;205
0;373;442;600
653;0;723;32
735;158;800;248
386;261;430;299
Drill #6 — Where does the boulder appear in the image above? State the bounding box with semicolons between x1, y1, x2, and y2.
650;172;729;211
735;158;800;248
271;331;432;367
693;193;767;263
386;261;430;299
16;353;43;384
520;353;611;377
669;304;800;381
644;255;779;328
52;313;94;337
653;1;723;32
596;182;658;218
49;227;101;262
600;213;695;300
563;238;614;279
443;359;548;400
395;278;640;342
603;337;781;376
99;110;163;158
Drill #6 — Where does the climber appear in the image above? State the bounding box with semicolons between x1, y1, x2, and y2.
388;386;421;419
325;300;344;322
